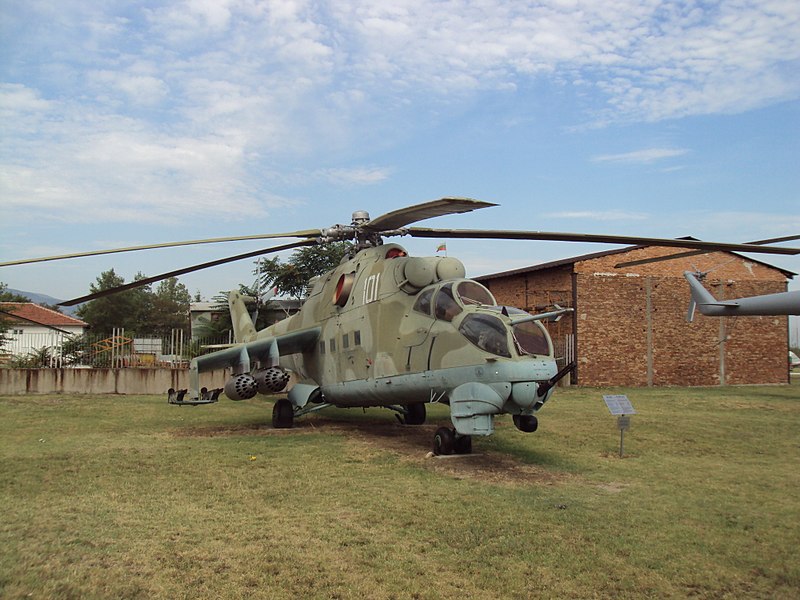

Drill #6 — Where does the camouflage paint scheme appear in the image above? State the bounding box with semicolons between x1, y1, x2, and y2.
190;243;560;437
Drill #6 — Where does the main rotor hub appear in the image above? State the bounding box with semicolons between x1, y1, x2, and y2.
351;210;370;226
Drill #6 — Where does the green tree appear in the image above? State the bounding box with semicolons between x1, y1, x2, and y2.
1;282;30;351
76;270;152;336
254;242;352;300
149;278;191;335
190;283;270;341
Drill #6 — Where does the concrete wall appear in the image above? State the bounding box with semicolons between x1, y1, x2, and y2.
0;367;232;395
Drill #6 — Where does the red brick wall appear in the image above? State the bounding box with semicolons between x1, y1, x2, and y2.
480;247;790;386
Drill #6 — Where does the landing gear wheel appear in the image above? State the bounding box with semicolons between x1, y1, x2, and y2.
272;399;294;429
433;427;455;456
513;414;538;433
405;403;426;425
454;434;473;455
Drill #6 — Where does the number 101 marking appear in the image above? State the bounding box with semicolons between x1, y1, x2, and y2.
363;274;381;304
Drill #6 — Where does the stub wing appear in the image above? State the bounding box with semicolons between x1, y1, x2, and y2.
188;327;321;395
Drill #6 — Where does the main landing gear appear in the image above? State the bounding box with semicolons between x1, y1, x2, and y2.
402;402;426;425
272;398;294;428
432;427;472;456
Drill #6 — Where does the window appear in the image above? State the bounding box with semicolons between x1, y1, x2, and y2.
434;284;462;321
512;321;550;356
354;330;361;345
456;281;495;306
329;338;336;352
319;341;326;355
413;288;434;316
342;333;350;349
458;314;510;357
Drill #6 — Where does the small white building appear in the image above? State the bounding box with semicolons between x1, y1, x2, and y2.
1;302;88;361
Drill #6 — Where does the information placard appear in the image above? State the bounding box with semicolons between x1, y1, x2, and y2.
603;394;636;415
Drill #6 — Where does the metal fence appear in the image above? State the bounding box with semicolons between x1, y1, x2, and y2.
0;329;233;368
3;328;578;384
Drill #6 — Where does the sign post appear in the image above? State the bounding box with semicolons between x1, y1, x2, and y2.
603;395;636;458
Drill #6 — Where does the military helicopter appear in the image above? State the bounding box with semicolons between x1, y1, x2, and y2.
612;237;800;320
684;271;800;321
4;198;799;454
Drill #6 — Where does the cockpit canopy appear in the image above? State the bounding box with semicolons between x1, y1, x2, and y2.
413;280;495;320
413;280;551;358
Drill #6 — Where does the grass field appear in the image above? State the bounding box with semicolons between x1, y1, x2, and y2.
1;384;799;599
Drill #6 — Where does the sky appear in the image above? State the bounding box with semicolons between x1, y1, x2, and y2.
1;0;799;308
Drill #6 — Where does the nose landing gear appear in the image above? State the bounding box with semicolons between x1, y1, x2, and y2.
432;427;472;455
513;414;538;433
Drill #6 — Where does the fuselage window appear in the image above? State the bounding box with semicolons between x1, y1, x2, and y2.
342;333;350;349
458;314;511;358
319;341;326;355
329;338;336;352
354;330;361;345
434;284;462;321
413;287;434;316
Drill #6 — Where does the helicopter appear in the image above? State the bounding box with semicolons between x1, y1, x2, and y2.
3;198;799;454
684;271;800;321
611;238;800;320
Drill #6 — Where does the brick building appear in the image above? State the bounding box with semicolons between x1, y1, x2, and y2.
475;245;794;387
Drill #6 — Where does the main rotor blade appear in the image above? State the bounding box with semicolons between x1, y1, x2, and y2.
614;234;800;268
406;228;800;256
0;229;322;268
363;198;496;232
59;240;317;307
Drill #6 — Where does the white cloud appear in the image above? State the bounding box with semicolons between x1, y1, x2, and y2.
87;70;169;106
591;148;690;164
317;166;393;185
0;83;52;114
2;1;798;227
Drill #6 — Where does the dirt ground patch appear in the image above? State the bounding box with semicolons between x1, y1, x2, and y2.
175;416;567;486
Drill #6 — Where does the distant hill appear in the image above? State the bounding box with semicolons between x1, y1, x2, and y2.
6;289;81;316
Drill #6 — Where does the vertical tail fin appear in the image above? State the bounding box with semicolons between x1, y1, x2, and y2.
684;271;717;322
228;291;258;342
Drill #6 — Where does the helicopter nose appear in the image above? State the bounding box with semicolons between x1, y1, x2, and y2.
510;381;543;410
449;382;507;436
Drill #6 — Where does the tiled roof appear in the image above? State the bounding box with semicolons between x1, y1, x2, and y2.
0;302;88;328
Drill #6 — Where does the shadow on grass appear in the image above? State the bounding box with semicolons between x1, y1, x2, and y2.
174;405;574;487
